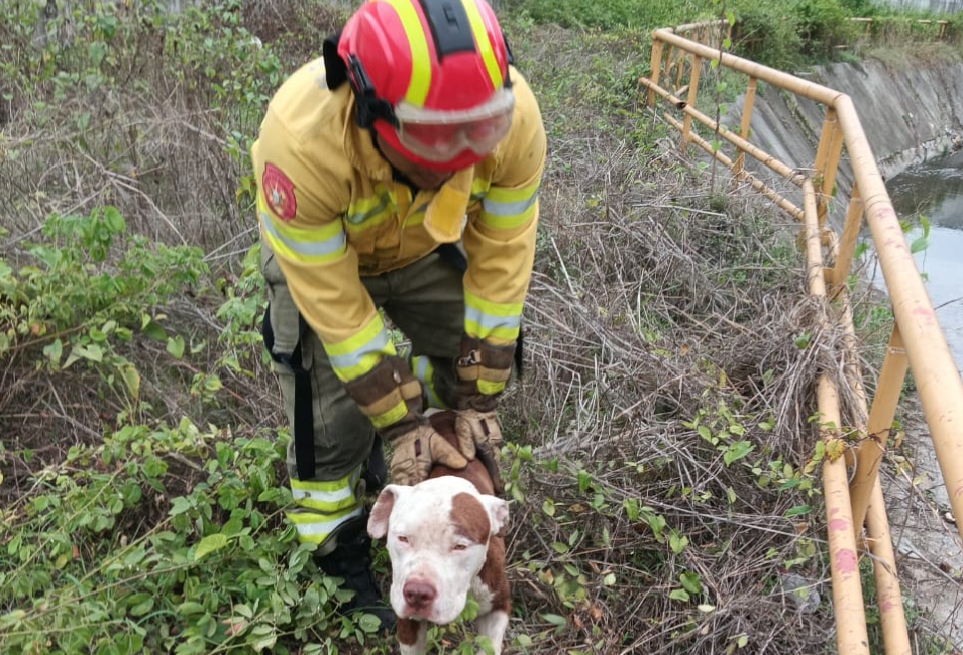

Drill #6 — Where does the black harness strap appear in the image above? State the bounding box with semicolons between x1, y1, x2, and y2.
262;307;316;481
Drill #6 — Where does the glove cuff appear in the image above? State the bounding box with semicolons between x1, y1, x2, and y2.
344;355;426;441
454;335;516;412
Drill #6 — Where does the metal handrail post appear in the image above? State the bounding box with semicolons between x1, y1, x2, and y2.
834;95;963;545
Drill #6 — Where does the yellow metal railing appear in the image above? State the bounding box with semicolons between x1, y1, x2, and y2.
850;16;951;40
640;23;963;655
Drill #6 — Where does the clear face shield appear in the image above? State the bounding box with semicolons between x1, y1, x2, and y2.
394;88;515;162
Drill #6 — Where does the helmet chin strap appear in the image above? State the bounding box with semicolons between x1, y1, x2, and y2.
369;128;422;191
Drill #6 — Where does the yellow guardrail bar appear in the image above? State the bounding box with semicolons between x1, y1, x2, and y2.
640;22;963;655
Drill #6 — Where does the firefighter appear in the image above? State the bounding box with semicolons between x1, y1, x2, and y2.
253;0;545;628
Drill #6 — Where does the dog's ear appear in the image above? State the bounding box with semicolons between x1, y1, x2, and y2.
368;484;404;539
479;495;509;536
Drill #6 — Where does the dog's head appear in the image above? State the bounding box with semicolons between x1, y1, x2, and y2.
367;476;509;624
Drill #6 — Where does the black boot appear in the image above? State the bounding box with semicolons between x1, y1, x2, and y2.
361;434;388;494
314;514;395;631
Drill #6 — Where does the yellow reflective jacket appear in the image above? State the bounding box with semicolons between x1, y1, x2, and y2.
252;59;546;385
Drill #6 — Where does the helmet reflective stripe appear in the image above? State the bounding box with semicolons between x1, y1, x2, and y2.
381;0;432;106
459;0;503;90
378;0;503;107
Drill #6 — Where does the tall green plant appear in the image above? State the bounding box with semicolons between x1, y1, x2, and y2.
1;208;207;414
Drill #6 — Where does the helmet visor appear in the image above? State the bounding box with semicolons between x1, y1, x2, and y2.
394;88;515;162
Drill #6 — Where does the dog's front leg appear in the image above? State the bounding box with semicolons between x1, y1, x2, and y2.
397;617;428;655
474;610;509;655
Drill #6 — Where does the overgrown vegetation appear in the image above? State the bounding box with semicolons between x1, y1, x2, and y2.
1;0;959;654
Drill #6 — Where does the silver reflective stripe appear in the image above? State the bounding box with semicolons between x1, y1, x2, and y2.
345;197;391;225
260;211;346;257
292;506;364;538
327;328;393;371
482;193;537;217
292;486;355;504
465;306;521;331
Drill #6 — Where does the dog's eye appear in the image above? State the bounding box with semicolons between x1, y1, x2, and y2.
397;535;409;544
452;544;468;551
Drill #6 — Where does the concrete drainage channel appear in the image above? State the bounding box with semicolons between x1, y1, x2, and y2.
730;57;963;648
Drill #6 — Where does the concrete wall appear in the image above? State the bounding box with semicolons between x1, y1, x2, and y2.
725;60;963;224
875;0;963;13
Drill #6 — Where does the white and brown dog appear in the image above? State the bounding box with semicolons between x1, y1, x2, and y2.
367;411;510;655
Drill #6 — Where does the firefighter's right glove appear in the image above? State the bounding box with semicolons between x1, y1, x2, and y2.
344;355;469;487
388;423;470;487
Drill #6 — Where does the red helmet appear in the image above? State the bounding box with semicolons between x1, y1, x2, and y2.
338;0;515;172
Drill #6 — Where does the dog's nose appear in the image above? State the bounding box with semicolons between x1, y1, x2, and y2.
403;580;437;609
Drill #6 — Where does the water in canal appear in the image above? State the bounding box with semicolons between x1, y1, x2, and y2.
883;149;963;373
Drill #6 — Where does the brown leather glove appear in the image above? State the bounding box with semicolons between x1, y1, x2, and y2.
389;422;469;486
344;355;468;485
454;409;505;495
453;336;516;495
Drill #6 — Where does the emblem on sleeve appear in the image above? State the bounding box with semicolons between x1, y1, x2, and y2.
262;162;297;221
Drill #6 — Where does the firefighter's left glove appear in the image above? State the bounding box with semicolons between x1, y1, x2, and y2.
453;336;517;495
344;355;469;487
454;409;505;495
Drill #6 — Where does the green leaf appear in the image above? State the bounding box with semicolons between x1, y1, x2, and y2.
167;335;186;359
103;206;125;234
176;602;205;616
723;441;754;466
119;364;141;398
784;505;812;517
356;613;382;633
128;595;154;617
0;610;26;627
542;498;555;517
542;613;567;627
250;623;277;652
680;571;703;595
668;588;690;602
74;343;104;363
194;533;228;561
141;320;168;341
669;532;688;554
43;339;64;366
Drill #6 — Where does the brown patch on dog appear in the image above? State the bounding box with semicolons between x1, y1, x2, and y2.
450;492;491;544
367;486;398;539
478;534;511;612
397;617;420;646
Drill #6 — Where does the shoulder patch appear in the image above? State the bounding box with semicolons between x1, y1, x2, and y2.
262;162;297;221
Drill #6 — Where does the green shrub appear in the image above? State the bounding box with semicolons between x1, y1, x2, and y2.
729;2;805;70
792;0;859;60
507;0;709;30
0;419;364;655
